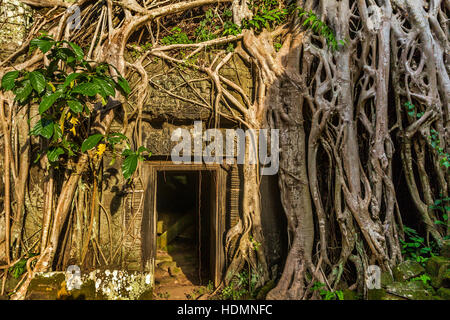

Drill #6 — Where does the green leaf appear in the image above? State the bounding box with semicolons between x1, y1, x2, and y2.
30;38;54;53
117;77;131;95
93;77;115;98
1;71;19;90
47;147;64;162
68;42;84;60
14;80;33;103
137;146;149;154
53;123;63;140
68;100;83;113
63;72;81;89
122;154;138;180
71;82;99;96
29;71;46;94
81;134;104;152
107;132;128;144
121;148;134;157
39;92;62;114
30;118;54;139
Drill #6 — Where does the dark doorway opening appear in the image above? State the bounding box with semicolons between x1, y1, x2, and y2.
155;170;214;286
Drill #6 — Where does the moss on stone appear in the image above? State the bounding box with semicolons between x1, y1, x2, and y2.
393;260;425;282
380;271;394;287
436;287;450;299
343;289;358;300
426;256;450;277
64;279;96;300
138;288;153;300
368;289;386;300
385;281;434;300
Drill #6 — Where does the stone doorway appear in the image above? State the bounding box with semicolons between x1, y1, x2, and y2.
142;162;226;298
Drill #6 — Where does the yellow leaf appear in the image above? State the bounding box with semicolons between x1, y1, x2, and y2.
48;82;56;92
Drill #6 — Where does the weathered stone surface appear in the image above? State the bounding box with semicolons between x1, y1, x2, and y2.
368;289;386;300
27;272;66;300
393;260;425;282
26;270;153;300
168;266;182;277
63;279;96;300
4;276;21;292
426;256;450;277
381;271;394;287
437;287;450;299
342;289;358;300
138;288;153;300
385;281;434;300
93;269;153;300
156;254;173;266
158;261;177;271
382;293;407;300
431;268;450;289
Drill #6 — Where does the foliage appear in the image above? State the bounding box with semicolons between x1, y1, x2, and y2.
430;128;450;169
161;27;192;45
9;253;38;279
405;101;449;169
221;269;260;300
310;282;344;300
430;197;450;228
194;9;219;42
411;274;431;285
249;235;261;251
298;8;347;51
400;226;438;266
1;35;147;180
157;2;344;53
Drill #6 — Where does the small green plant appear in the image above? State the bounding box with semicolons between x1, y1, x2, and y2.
1;34;148;180
310;282;344;300
221;269;261;300
404;101;424;118
221;3;344;52
429;128;450;169
400;226;437;266
161;27;192;45
195;9;218;42
298;8;347;51
404;101;449;169
249;236;261;251
430;196;450;239
9;253;38;279
206;280;214;293
226;43;235;53
411;274;431;285
274;42;282;52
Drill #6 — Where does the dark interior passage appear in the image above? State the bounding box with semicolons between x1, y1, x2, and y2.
155;170;214;285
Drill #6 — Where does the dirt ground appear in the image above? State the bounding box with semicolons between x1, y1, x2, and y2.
152;243;213;300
